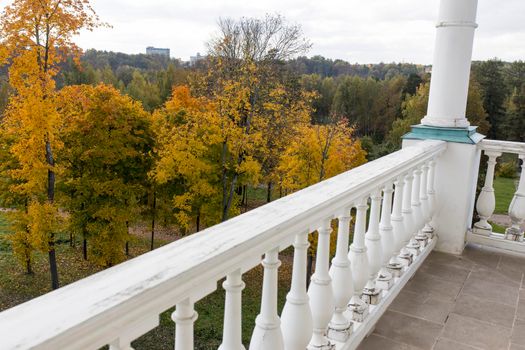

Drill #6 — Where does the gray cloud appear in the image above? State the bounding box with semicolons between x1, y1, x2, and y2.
1;0;522;63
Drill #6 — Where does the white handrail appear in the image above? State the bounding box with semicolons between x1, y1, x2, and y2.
0;139;446;350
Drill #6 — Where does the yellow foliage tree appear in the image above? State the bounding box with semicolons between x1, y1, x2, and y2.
0;0;102;287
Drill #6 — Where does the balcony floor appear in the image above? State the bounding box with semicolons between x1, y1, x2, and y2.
358;243;525;350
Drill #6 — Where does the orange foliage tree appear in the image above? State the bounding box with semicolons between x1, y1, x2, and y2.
0;0;102;288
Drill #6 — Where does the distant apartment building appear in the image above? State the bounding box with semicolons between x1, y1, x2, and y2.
189;52;205;66
146;47;170;58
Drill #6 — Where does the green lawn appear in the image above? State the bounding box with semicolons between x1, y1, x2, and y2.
493;177;517;214
0;212;294;349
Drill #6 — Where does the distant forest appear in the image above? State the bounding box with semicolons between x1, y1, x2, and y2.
1;50;524;160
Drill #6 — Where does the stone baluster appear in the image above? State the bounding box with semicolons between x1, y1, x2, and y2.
348;197;370;322
219;270;246;350
473;151;502;236
173;298;198;350
423;159;437;238
308;219;335;350
281;232;313;350
505;154;525;241
390;175;408;270
250;248;284;350
377;182;394;290
402;171;419;258
109;340;133;350
327;211;353;342
363;190;383;305
413;167;428;248
419;162;431;241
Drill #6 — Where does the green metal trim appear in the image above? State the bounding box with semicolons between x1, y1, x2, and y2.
402;124;485;144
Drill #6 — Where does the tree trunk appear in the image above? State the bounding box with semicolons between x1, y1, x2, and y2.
82;226;88;260
196;210;201;232
125;221;130;256
46;139;59;290
25;256;32;275
150;192;156;251
267;181;272;203
222;173;238;222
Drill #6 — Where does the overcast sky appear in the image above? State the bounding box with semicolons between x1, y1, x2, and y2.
1;0;524;63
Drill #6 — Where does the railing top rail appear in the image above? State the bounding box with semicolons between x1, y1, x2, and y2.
0;139;445;350
480;139;525;155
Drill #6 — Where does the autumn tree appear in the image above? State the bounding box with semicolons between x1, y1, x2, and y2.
151;85;221;232
201;14;312;219
0;0;101;288
58;84;152;266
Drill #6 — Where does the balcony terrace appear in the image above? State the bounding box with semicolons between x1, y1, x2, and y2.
1;0;524;350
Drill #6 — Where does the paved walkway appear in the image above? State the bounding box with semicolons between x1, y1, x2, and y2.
358;243;525;350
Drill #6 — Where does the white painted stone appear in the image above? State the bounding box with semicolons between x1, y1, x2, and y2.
281;232;313;350
219;270;246;350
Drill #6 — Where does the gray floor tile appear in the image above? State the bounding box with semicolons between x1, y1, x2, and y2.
452;293;516;328
511;318;525;346
357;334;420;350
373;310;443;350
390;290;454;324
418;261;471;284
433;338;481;350
404;271;463;302
461;275;519;306
441;313;511;350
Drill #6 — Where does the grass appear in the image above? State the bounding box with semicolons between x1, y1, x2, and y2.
493;176;517;214
488;221;507;234
0;212;294;349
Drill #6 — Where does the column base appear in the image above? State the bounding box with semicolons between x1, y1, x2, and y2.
376;269;394;290
387;260;404;278
505;227;524;242
415;233;429;248
406;239;421;257
473;223;492;236
327;323;353;343
361;286;381;305
398;250;413;267
348;297;369;322
307;342;335;350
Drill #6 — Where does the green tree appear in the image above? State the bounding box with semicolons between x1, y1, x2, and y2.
472;59;507;139
59;84;153;266
503;85;525;142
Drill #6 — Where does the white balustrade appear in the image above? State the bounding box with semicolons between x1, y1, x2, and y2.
469;140;525;254
377;182;395;290
505;154;525;241
0;140;446;350
390;175;409;270
219;270;246;350
473;150;501;235
250;248;284;350
173;299;198;350
348;197;370;322
308;219;335;350
327;211;353;341
363;190;383;305
281;232;313;349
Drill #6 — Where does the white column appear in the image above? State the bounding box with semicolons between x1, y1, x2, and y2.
473;151;501;235
363;190;382;305
389;175;407;272
421;0;478;128
327;211;353;342
348;197;369;322
281;232;313;350
377;182;394;290
173;299;198;350
308;219;335;350
250;249;284;350
506;154;525;241
219;270;246;350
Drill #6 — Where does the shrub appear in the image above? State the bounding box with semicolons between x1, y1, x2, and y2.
497;161;517;179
